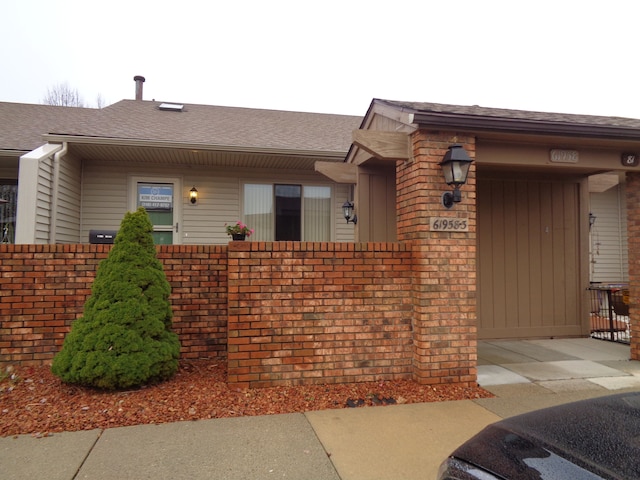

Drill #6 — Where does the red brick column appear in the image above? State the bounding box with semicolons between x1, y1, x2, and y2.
397;131;477;386
627;172;640;360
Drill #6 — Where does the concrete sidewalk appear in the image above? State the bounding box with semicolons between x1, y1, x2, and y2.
2;338;639;480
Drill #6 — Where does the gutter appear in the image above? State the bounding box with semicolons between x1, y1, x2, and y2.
409;112;640;141
50;142;68;244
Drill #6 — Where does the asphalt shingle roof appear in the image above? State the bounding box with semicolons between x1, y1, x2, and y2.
0;100;363;154
5;98;640;156
81;100;364;152
0;102;96;152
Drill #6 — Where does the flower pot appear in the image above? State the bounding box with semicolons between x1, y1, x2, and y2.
231;234;246;241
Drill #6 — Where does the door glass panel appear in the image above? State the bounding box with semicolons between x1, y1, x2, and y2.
151;231;173;245
275;184;301;241
137;183;174;244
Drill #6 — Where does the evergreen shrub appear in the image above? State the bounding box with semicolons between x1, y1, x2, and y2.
51;207;181;389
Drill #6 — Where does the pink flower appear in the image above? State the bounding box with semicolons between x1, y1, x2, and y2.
225;221;254;237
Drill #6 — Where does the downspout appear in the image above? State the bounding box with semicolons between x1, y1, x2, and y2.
49;142;68;244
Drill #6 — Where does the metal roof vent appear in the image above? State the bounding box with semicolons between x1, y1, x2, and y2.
158;103;184;112
134;75;145;100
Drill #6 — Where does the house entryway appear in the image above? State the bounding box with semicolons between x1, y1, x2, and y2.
130;176;182;244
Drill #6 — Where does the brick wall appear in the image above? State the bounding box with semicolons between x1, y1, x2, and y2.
1;242;417;389
627;172;640;360
226;241;414;388
0;244;228;366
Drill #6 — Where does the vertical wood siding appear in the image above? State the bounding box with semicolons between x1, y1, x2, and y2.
478;178;583;338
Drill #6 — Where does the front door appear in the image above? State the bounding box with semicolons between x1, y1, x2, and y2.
478;177;584;339
130;177;182;245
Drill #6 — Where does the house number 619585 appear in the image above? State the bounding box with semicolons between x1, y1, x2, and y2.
430;217;469;232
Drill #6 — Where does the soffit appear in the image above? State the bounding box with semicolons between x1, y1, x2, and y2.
68;143;342;170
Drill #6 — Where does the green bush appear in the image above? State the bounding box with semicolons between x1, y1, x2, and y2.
51;207;181;389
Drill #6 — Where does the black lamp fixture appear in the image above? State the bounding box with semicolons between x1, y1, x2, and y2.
589;212;596;230
439;144;474;209
342;200;358;224
189;186;198;204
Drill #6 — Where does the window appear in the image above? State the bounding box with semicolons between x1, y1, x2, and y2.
0;180;17;244
244;183;331;241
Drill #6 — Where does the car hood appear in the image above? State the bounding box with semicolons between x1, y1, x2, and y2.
451;392;640;479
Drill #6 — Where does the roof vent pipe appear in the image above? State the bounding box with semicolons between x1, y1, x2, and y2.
134;75;145;100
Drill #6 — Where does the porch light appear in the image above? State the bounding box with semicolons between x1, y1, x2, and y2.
589;212;596;230
189;186;198;204
342;200;358;224
439;144;473;209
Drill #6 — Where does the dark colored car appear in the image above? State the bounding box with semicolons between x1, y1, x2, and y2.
438;392;640;479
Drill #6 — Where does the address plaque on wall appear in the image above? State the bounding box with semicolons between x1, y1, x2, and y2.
430;217;469;232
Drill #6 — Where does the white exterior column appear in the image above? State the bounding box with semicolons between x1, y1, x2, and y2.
15;143;62;244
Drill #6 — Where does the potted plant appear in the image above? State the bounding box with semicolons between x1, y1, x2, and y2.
225;221;254;241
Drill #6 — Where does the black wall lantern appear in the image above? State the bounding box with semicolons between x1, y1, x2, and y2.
439;144;474;209
189;186;198;204
342;200;358;224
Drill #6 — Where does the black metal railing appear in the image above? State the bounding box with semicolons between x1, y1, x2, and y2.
588;284;630;344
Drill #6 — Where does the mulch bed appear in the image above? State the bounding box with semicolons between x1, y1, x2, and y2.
0;360;492;437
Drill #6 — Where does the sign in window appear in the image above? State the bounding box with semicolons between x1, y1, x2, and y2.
138;184;173;211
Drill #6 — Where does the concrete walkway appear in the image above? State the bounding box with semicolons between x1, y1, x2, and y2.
2;338;639;480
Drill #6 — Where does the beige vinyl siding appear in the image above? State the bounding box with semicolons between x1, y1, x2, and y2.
55;152;82;243
182;176;240;244
589;184;628;283
81;160;354;244
80;161;129;240
34;156;53;243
